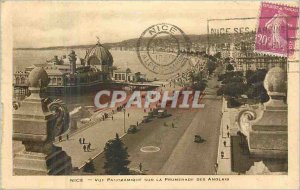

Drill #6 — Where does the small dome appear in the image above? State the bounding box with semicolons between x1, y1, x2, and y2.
28;67;49;88
85;42;113;66
264;67;286;95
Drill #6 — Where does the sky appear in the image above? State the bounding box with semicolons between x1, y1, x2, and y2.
9;1;279;48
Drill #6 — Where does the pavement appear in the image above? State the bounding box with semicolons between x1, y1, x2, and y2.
216;97;241;175
54;107;147;169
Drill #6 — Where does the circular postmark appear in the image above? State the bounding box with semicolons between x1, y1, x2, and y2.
137;23;191;75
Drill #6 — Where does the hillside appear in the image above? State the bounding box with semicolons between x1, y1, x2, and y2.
14;33;255;50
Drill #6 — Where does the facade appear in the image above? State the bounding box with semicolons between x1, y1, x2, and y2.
235;56;287;72
113;68;146;82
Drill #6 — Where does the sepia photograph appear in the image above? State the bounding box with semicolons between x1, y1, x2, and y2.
1;0;299;189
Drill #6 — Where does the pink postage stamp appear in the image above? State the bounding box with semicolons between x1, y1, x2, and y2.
255;2;299;57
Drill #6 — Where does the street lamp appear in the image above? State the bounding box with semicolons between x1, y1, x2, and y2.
123;108;126;133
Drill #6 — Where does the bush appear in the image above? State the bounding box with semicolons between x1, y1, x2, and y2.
226;64;234;72
222;82;247;97
83;159;95;173
227;97;242;108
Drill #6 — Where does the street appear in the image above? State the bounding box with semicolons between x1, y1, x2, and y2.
90;75;222;175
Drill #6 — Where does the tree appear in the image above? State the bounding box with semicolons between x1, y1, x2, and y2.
246;69;267;84
207;59;217;75
224;57;231;64
103;133;130;175
219;82;246;97
83;158;95;173
226;64;234;72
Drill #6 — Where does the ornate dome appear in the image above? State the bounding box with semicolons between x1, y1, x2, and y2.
264;67;286;96
28;67;49;88
85;42;113;66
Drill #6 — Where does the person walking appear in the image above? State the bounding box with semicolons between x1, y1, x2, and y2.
83;138;85;144
128;113;130;117
112;116;114;120
136;121;139;126
223;141;226;147
59;136;62;142
172;122;175;128
83;145;86;152
87;142;91;151
79;138;82;144
221;151;224;159
214;163;219;174
66;134;69;141
227;132;230;138
139;163;142;172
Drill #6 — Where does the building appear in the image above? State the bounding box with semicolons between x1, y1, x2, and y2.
13;41;114;97
113;68;146;82
235;55;287;72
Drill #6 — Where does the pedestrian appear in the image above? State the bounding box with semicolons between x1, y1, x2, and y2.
139;163;142;171
79;138;82;144
172;122;175;128
227;132;230;138
214;163;218;174
227;125;229;130
83;138;85;144
66;134;69;141
87;143;91;151
59;135;62;142
128;113;130;117
112;116;114;120
223;141;226;147
83;145;86;152
137;121;139;126
221;151;224;159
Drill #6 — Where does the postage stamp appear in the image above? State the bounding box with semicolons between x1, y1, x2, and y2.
1;1;300;190
136;23;191;75
255;2;299;57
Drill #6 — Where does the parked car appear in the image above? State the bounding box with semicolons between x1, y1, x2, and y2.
127;125;138;134
142;116;151;123
157;109;171;118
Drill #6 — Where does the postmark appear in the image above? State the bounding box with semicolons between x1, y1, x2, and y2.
136;23;191;75
255;2;299;57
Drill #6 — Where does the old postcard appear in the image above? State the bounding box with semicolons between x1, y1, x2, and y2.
0;0;299;189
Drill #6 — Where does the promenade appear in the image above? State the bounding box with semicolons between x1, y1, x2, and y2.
54;107;147;169
216;97;240;174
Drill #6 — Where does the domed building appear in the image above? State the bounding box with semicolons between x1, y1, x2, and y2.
13;41;114;97
84;41;113;69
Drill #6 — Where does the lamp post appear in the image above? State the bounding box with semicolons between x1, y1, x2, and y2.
123;108;126;133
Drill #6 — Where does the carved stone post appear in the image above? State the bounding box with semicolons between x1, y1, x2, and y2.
13;67;72;175
237;67;287;159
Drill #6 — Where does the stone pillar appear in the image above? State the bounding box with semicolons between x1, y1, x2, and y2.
13;67;72;175
237;67;287;159
69;50;77;75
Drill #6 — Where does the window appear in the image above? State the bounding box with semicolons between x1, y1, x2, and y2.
52;77;57;84
57;77;62;85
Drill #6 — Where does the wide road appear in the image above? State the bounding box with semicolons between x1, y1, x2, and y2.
91;73;222;175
